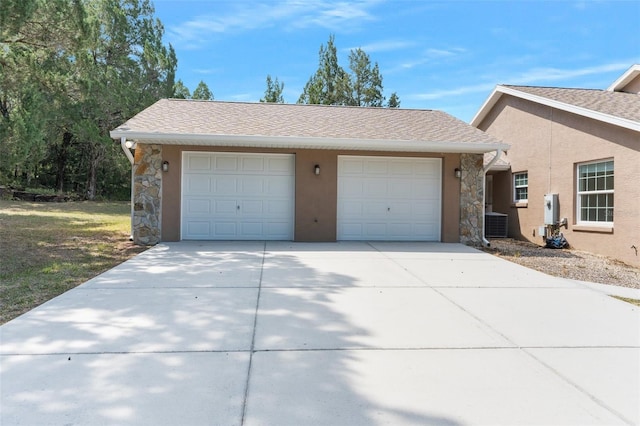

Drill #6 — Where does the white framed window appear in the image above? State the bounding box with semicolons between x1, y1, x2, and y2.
577;160;613;225
513;172;528;203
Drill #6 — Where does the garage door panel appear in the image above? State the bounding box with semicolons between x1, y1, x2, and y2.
340;180;364;197
412;182;438;198
214;156;238;172
240;177;264;195
240;222;263;236
241;157;265;172
389;180;412;198
388;223;412;237
182;153;294;240
214;222;237;236
341;201;363;216
268;159;293;173
364;202;389;217
186;221;210;237
391;202;412;217
388;160;412;175
413;201;438;216
364;160;388;174
365;223;387;237
339;223;363;239
186;199;211;215
412;161;438;176
267;200;293;215
340;158;365;174
240;200;264;216
214;200;237;215
267;176;293;194
185;176;212;194
415;223;439;238
364;179;389;197
186;155;212;171
338;156;441;241
214;177;238;195
265;222;292;238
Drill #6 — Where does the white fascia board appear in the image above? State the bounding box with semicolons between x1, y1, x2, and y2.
472;85;640;133
607;64;640;92
110;131;510;154
470;86;502;128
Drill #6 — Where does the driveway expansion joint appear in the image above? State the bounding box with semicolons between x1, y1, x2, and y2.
240;241;267;425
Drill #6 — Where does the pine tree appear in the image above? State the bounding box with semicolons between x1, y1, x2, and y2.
260;75;284;103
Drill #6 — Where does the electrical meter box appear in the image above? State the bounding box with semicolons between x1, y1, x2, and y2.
544;194;559;225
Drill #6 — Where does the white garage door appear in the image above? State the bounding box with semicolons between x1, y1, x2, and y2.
181;152;294;240
337;156;441;241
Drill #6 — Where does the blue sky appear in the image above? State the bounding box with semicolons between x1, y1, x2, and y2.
153;0;640;122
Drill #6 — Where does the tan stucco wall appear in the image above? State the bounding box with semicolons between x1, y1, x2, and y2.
620;74;640;94
159;145;462;243
478;95;640;266
294;150;337;241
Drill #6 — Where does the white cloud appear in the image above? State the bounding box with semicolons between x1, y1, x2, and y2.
193;68;220;75
167;0;385;49
345;39;416;53
408;61;633;101
425;48;465;58
387;46;466;73
508;62;631;85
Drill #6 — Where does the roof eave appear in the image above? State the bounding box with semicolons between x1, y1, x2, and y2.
109;130;509;154
470;86;503;128
471;85;640;132
607;64;640;92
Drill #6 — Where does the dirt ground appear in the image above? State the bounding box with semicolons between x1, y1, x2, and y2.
483;238;640;289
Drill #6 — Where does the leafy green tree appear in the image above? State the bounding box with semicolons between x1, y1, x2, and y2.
173;79;191;99
192;80;213;100
0;0;85;187
298;35;399;108
348;48;384;107
387;92;401;108
0;0;177;198
298;35;350;105
260;75;284;103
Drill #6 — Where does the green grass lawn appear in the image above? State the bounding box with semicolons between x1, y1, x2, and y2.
0;200;146;324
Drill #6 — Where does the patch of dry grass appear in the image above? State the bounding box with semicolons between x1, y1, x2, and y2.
611;296;640;307
0;200;146;324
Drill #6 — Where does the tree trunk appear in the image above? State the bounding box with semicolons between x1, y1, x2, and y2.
56;132;72;193
86;156;98;200
85;143;103;200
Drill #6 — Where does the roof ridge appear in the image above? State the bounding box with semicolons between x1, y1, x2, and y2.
163;98;436;112
502;84;607;92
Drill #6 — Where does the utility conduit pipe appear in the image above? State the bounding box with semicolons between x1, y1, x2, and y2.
120;137;135;240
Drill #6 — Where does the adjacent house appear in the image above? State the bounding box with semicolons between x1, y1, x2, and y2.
110;100;508;246
472;64;640;267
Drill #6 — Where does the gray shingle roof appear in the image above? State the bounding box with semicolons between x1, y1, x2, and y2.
111;99;507;152
503;85;640;123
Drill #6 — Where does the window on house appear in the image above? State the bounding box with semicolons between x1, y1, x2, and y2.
513;172;528;203
577;160;614;224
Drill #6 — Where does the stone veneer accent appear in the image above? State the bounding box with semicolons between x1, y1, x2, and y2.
129;146;485;246
459;153;484;246
132;144;162;245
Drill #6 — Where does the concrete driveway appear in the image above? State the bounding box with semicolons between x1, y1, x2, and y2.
1;242;638;425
